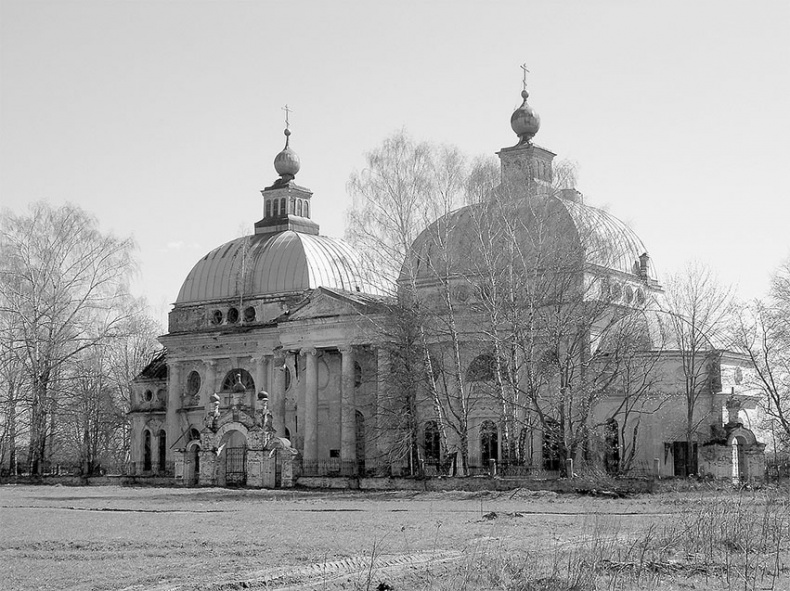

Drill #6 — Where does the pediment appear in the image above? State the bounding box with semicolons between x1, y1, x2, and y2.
286;287;388;321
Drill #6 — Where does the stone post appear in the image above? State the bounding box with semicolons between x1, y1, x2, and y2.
340;345;357;473
199;449;217;486
301;347;319;465
166;361;182;468
202;360;217;408
272;351;286;436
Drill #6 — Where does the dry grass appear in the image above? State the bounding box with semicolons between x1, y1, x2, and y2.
0;484;787;590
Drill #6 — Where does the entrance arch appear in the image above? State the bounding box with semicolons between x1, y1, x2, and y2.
217;427;248;486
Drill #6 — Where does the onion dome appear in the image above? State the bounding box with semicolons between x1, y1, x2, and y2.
273;128;301;178
510;90;541;145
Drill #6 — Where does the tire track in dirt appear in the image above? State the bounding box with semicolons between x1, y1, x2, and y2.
122;550;463;591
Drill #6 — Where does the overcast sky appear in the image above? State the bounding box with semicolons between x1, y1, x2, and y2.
2;1;788;327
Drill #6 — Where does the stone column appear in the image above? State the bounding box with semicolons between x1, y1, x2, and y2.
340;345;357;472
202;360;217;408
375;348;389;462
166;361;182;466
272;351;286;436
301;347;319;465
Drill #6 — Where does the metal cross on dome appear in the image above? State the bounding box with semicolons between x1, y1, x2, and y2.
282;104;292;129
520;63;530;92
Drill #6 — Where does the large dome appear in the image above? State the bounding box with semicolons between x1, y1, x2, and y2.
177;230;385;304
403;193;656;284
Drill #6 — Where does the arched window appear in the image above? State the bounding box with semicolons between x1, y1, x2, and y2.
186;371;201;400
303;201;309;218
604;419;620;475
157;430;167;474
143;430;152;472
272;199;279;217
297;200;303;217
220;369;255;392
280;198;286;215
354;362;363;387
265;199;271;218
189;428;201;442
480;420;498;465
542;419;562;471
424;421;441;462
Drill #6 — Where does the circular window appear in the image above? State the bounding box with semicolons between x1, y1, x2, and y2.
609;282;622;301
454;285;470;303
143;390;153;402
227;307;239;323
210;309;223;325
186;371;201;397
624;285;634;304
243;306;256;322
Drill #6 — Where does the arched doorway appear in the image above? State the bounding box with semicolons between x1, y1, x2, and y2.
355;411;366;475
185;429;202;486
424;421;441;465
143;430;152;472
218;429;247;486
157;430;167;474
732;436;748;483
480;420;499;467
542;419;562;472
604;419;620;475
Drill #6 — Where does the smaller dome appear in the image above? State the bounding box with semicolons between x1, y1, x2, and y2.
510;90;540;144
274;129;301;177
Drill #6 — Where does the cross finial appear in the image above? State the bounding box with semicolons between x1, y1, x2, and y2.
282;104;292;129
520;63;530;92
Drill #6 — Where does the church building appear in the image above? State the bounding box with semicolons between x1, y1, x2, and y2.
129;81;765;486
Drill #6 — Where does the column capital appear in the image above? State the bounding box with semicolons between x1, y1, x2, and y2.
273;349;286;360
202;359;217;368
300;347;317;357
338;344;355;354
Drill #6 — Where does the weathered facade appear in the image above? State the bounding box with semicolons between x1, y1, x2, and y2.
130;84;764;486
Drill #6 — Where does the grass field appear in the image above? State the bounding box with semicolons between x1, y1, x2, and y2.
0;484;788;590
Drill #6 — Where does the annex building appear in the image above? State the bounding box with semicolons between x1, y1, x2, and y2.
130;83;765;487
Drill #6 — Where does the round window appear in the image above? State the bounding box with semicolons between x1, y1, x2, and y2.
243;306;256;322
210;309;223;325
143;390;153;402
227;307;239;323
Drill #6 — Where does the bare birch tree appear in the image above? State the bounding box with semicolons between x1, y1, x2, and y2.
0;203;137;474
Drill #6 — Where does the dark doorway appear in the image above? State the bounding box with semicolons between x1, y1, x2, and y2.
480;420;499;466
355;411;366;475
157;430;167;474
604;419;620;475
542;419;562;471
424;421;441;462
673;441;698;477
192;446;200;485
143;431;152;472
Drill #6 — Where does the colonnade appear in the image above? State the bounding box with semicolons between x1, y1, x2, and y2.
164;344;369;469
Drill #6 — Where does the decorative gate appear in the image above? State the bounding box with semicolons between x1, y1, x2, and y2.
225;448;247;485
